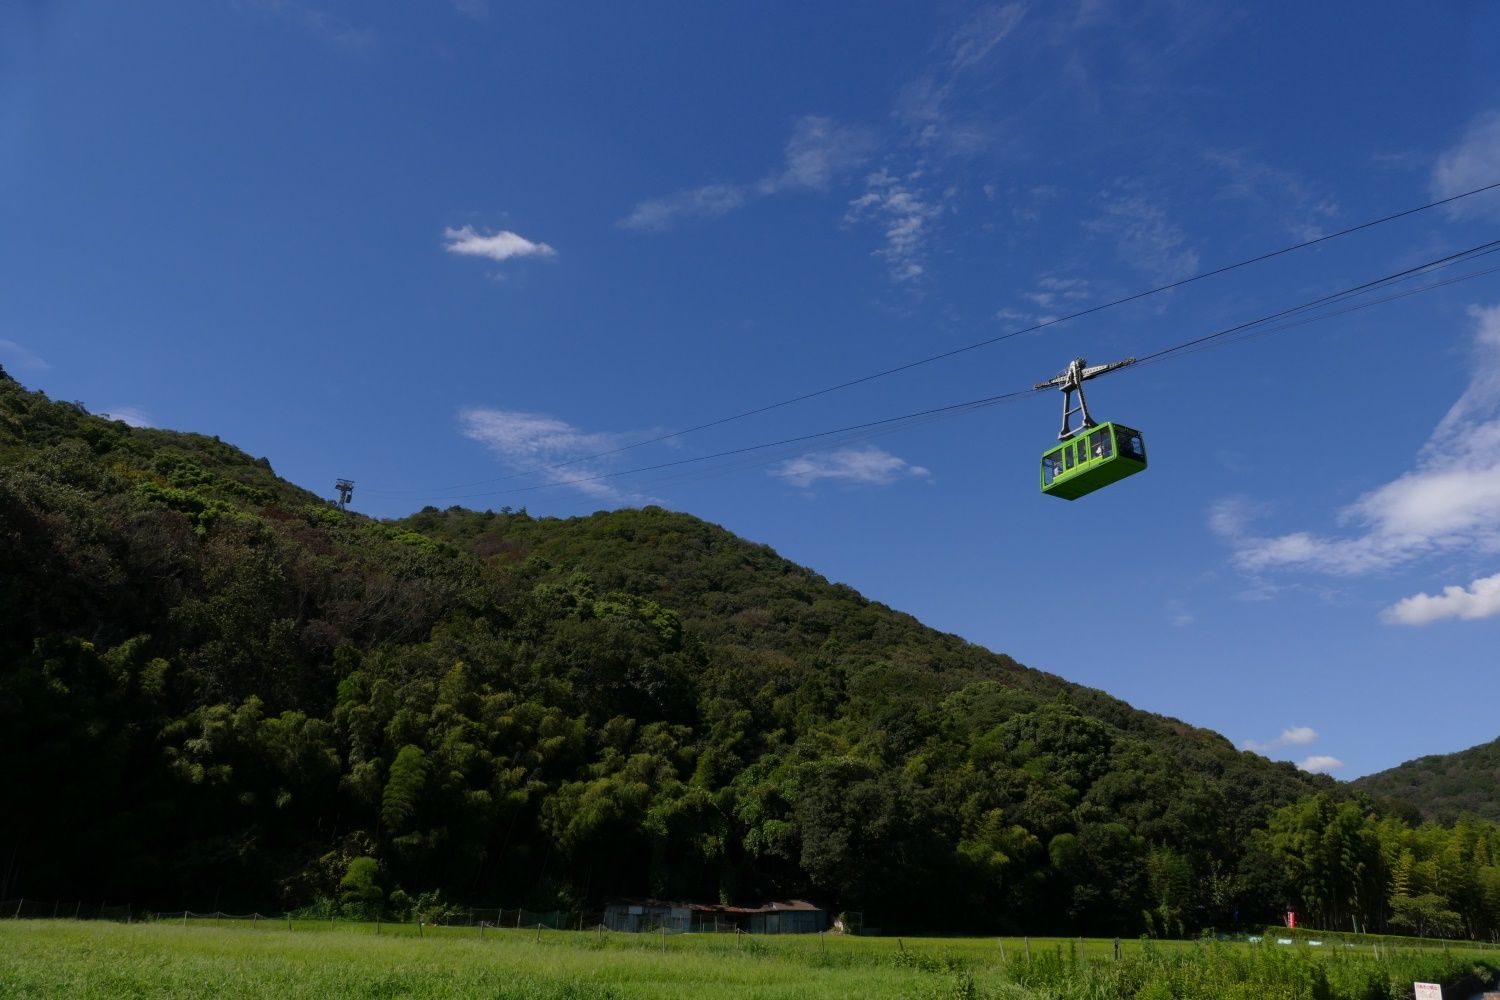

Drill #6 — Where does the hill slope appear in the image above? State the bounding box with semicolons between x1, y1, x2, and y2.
0;370;1370;934
1354;737;1500;822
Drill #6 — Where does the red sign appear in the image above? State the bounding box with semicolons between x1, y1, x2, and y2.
1285;910;1296;928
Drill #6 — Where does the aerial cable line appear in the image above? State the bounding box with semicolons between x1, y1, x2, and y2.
1134;239;1500;365
548;255;1500;501
371;178;1500;498
636;259;1500;495
1130;257;1500;367
419;238;1500;503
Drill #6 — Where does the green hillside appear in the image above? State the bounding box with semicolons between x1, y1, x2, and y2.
1354;738;1500;823
3;369;1499;939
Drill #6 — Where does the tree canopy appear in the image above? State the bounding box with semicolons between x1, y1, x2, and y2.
2;377;1498;937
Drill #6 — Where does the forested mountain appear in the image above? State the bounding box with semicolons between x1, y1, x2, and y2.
4;369;1500;939
1355;738;1500;823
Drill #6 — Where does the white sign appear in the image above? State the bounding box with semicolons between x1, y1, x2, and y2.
1413;983;1442;1000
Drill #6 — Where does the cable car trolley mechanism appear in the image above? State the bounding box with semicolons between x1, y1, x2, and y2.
1035;356;1146;500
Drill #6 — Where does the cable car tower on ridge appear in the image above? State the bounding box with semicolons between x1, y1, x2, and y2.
1034;356;1136;440
1033;356;1147;500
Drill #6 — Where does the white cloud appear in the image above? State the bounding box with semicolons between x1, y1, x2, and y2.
619;184;748;232
0;339;49;373
443;226;556;264
894;5;1023;155
771;446;930;489
1165;598;1194;627
247;0;374;49
945;3;1027;73
459;408;628;501
1432;111;1500;221
1207;496;1266;540
1381;571;1500;625
1088;194;1199;284
1218;305;1500;577
846;170;944;283
103;406;152;428
1021;275;1092;310
1297;755;1343;774
1241;726;1318;753
1203;149;1339;240
621;115;872;232
450;0;488;19
760;116;876;194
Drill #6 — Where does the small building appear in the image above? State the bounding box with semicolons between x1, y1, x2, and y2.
602;898;825;934
601;899;691;933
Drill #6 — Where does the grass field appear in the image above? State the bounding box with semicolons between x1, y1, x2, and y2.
0;920;1496;999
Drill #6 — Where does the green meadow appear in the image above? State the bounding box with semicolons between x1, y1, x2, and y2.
1;921;1496;999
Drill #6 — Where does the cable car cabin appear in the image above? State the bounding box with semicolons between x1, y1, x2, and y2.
1040;422;1146;500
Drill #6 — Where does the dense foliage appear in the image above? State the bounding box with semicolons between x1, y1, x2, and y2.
1355;737;1500;823
2;370;1498;937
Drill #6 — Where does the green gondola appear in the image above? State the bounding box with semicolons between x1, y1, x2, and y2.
1034;356;1146;500
1040;422;1146;499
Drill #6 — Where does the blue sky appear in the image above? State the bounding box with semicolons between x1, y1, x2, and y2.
5;1;1500;778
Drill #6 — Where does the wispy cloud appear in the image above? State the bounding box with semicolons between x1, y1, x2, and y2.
1432;111;1500;221
0;339;49;373
620;115;873;232
450;0;488;19
895;3;1025;154
459;408;631;502
1165;598;1194;627
1204;149;1339;240
1213;305;1500;577
619;184;749;232
1382;571;1500;625
771;446;930;489
103;406;152;428
1241;726;1318;753
443;226;556;265
759;116;876;194
1297;755;1343;775
246;0;374;49
1088;193;1199;284
945;3;1027;73
1018;275;1091;312
845;170;945;283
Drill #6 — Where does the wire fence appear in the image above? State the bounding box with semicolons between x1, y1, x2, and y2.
1;899;580;933
3;899;135;922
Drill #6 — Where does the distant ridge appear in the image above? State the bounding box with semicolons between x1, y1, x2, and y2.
1353;737;1500;822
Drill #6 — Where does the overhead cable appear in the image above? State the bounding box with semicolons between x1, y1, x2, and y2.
374;178;1500;497
419;238;1500;503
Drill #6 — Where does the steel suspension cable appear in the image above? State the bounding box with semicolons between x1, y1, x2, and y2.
417;238;1500;503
